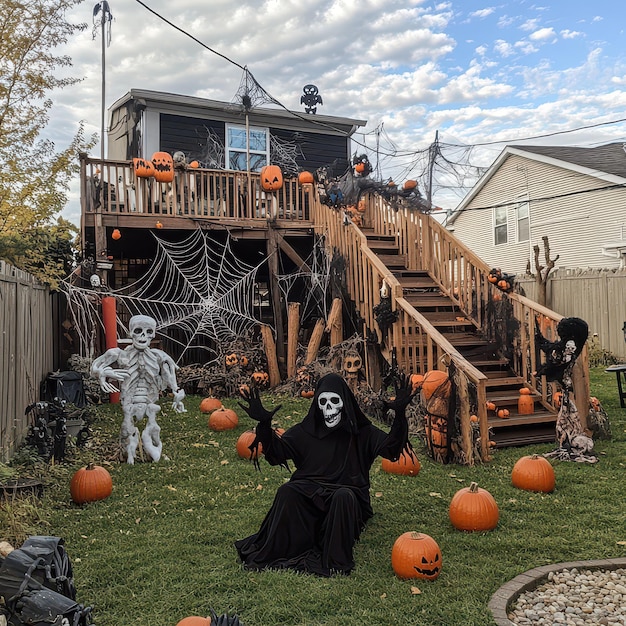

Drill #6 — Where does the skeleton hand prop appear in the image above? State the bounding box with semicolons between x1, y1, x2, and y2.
98;367;130;393
239;387;281;424
172;389;186;413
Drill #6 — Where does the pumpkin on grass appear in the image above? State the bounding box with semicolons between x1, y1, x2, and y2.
70;463;112;504
236;430;262;459
208;407;239;431
381;449;421;476
511;454;555;493
449;482;499;532
176;617;211;626
200;397;223;414
391;531;442;580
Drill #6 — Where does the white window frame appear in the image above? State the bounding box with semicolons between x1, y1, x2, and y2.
225;124;269;172
517;196;530;242
494;206;508;245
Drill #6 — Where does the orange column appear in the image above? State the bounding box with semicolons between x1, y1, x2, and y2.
101;296;120;404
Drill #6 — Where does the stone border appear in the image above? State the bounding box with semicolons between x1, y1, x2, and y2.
488;558;626;626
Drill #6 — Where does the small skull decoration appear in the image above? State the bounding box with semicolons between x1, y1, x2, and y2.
342;351;362;393
318;392;343;429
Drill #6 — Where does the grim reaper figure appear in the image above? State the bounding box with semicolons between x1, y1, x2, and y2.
91;314;186;464
534;316;597;463
235;372;415;577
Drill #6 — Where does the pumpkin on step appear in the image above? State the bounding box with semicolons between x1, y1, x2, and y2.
518;388;535;415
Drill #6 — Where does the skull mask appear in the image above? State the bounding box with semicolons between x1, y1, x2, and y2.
318;392;343;429
129;315;156;351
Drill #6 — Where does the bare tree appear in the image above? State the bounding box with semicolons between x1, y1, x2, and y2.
532;236;559;307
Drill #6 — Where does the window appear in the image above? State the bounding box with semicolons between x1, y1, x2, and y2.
517;198;529;242
226;124;269;171
494;206;508;245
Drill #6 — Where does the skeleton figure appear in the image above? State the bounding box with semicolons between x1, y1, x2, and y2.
342;351;362;394
91;315;186;464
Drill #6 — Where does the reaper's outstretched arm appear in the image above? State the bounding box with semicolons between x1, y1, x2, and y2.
238;387;288;468
379;374;417;461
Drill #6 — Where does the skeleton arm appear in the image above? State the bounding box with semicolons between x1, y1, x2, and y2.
91;348;129;393
157;352;186;413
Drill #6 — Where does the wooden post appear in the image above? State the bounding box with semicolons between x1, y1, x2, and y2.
101;296;119;404
305;318;326;364
287;302;300;379
266;229;285;371
457;371;473;465
326;297;343;347
260;324;281;388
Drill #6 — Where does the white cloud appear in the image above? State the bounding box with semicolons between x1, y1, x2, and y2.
560;29;584;40
470;8;495;19
529;27;557;43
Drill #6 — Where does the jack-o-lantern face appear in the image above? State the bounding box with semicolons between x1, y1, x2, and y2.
260;165;283;192
133;157;155;178
225;353;239;368
251;371;269;386
151;151;174;183
391;532;442;581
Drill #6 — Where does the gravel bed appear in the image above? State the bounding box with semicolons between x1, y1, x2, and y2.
508;567;626;625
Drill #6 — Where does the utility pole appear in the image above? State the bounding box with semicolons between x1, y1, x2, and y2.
426;130;438;210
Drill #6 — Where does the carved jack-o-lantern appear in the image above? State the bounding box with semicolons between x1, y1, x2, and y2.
260;165;283;192
391;532;442;580
133;157;155;178
225;353;239;368
251;371;269;386
151;151;174;183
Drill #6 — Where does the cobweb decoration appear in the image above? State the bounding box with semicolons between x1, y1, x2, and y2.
270;134;304;176
275;235;332;326
61;230;268;364
232;66;282;109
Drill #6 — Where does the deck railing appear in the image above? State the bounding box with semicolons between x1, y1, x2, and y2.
314;194;590;463
80;155;313;224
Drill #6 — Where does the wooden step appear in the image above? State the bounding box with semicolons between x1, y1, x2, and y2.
488;410;556;429
484;376;525;387
405;294;456;308
491;426;556;447
377;254;407;268
367;240;400;252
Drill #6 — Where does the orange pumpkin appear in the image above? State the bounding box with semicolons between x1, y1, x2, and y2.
518;388;534;415
300;389;314;399
497;408;510;419
188;160;200;169
403;179;418;191
391;532;442;580
260;165;283;191
225;353;239;368
251;371;269;386
486;401;496;411
448;482;499;532
111;228;122;240
176;618;211;626
298;170;314;185
133;157;155;178
424;413;448;464
410;373;424;392
511;454;555;493
208;407;239;431
236;429;261;459
354;162;366;174
381;449;421;476
70;463;112;504
421;370;450;400
151;151;174;183
200;397;223;413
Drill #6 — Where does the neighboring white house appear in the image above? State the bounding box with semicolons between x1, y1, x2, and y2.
447;143;626;273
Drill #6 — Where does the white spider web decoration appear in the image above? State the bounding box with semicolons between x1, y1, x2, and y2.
275;235;332;326
62;230;267;364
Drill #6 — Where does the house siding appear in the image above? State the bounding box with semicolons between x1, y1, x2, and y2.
158;113;350;173
451;154;626;273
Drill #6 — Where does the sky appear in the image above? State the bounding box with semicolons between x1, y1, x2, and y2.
46;0;626;225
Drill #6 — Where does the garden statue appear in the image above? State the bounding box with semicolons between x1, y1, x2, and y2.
91;314;186;464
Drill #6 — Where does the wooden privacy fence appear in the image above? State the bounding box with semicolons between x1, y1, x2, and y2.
517;269;626;361
0;262;53;463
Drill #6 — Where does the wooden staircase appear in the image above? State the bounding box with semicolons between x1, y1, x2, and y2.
363;228;557;448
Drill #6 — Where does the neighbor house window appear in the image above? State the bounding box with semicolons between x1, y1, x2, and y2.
494;206;508;245
517;198;529;242
226;124;269;172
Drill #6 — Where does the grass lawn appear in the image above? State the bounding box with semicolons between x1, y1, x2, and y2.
2;367;625;626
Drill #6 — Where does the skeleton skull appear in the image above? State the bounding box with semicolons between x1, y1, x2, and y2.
318;391;343;429
343;352;362;374
129;315;156;351
90;274;101;288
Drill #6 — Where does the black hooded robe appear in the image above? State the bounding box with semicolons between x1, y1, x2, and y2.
234;373;410;577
